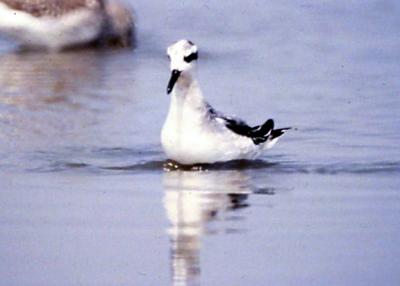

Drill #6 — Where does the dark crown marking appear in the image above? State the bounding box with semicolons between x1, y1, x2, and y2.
184;51;198;63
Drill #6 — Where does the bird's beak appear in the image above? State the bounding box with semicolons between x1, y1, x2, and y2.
167;69;181;94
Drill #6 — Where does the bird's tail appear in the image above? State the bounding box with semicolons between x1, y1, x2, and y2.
270;127;292;139
250;119;274;144
249;119;291;146
263;126;291;149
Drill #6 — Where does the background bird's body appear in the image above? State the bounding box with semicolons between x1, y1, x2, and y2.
0;0;133;51
0;0;104;50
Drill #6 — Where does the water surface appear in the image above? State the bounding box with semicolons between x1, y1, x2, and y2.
0;1;399;285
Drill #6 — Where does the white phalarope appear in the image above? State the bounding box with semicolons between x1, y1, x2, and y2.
161;39;290;165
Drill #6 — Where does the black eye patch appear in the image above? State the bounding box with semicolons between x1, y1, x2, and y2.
184;51;198;63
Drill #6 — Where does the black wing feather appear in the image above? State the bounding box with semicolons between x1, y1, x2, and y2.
206;103;289;145
207;104;276;145
225;118;274;145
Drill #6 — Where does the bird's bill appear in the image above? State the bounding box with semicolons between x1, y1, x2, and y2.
167;70;181;94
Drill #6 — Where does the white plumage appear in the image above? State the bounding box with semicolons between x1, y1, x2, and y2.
0;0;134;51
161;39;290;165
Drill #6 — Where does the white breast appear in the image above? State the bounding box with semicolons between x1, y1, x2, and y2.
161;96;259;164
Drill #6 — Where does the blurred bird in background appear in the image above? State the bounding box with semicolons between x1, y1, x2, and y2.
0;0;135;51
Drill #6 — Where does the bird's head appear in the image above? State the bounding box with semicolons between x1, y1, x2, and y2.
166;39;198;94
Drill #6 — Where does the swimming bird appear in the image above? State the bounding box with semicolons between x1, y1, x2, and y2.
0;0;134;51
161;39;290;165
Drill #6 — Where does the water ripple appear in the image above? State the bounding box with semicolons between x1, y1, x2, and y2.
27;158;400;176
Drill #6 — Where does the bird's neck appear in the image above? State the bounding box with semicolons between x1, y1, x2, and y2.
171;72;206;110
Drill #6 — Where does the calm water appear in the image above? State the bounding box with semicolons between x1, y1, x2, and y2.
0;1;400;285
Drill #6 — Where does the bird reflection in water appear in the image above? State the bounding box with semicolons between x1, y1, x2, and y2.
163;170;250;286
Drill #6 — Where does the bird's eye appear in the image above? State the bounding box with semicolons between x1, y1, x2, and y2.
184;51;198;63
